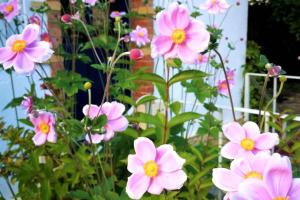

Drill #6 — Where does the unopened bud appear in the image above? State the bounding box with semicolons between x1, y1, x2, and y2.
61;14;72;24
84;82;92;90
129;49;144;60
279;76;287;83
265;63;272;69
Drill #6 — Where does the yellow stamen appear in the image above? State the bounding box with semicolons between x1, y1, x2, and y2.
143;161;158;177
273;197;290;200
11;40;27;53
39;122;50;134
244;171;263;180
138;31;145;37
171;29;186;44
240;138;255;151
212;0;218;6
5;5;14;13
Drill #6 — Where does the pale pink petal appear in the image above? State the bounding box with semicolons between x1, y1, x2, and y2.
222;122;245;143
103;126;115;141
177;43;198;64
47;127;57;143
254;133;279;150
157;150;185;173
156;170;187;190
238;179;272;200
127;154;144;174
212;168;243;192
126;172;150;199
156;144;173;163
164;45;178;59
13;53;35;74
3;59;14;70
147;178;163;195
107;101;125;120
32;133;47;146
134;137;156;163
237;148;254;158
0;47;15;63
185;20;210;52
221;142;241;159
169;2;190;29
82;104;100;119
156;11;173;35
85;133;104;144
249;152;271;174
6;34;21;46
243;121;261;140
100;102;112;116
230;157;252;177
289;178;300;199
151;36;173;56
21;24;40;45
25;41;52;63
107;116;128;132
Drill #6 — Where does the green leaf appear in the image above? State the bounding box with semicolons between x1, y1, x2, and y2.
116;95;135;106
127;112;163;127
92;115;107;130
136;95;157;106
169;70;208;86
123;127;139;138
168;112;201;129
69;190;91;199
169;101;181;115
155;83;166;100
130;73;166;84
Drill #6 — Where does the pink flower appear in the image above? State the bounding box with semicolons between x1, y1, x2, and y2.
121;35;130;42
226;68;235;84
110;11;126;18
200;0;230;14
0;24;53;74
83;0;97;6
196;53;209;64
234;153;300;200
28;15;41;26
268;65;281;77
21;96;33;114
82;102;128;143
151;2;210;64
0;0;19;22
130;49;144;60
221;121;279;160
213;152;271;194
61;14;72;24
126;137;187;199
218;80;231;95
30;111;57;146
130;26;150;47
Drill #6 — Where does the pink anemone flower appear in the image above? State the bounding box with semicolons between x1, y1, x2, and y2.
151;2;210;64
200;0;230;14
213;152;271;196
126;137;187;199
30;111;57;146
233;153;300;200
28;15;41;26
221;121;279;160
130;26;150;47
82;101;128;144
21;96;33;114
0;24;53;74
218;80;231;95
110;11;126;18
83;0;97;6
0;0;19;22
226;68;235;84
196;53;209;64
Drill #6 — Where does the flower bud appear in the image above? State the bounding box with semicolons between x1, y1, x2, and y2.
265;63;272;69
61;14;72;24
279;76;287;83
129;49;144;60
268;65;281;77
84;82;92;90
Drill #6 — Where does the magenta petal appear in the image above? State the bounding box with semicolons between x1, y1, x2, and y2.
238;179;272;200
134;137;156;163
0;47;15;63
157;151;185;173
25;41;51;62
243;121;261;140
156;11;173;35
212;168;243;192
82;104;100;119
156;144;173;163
222;122;245;143
177;44;198;64
21;24;40;45
169;2;189;29
221;142;241;159
13;53;35;74
47;127;57;143
151;36;173;56
147;178;164;195
107;101;125;120
107;116;128;132
156;170;187;190
289;178;300;199
126;172;150;199
127;154;144;174
32;133;47;146
254;133;279;150
85;133;104;144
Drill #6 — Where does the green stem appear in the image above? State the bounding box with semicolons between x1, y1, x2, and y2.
9;72;19;128
213;49;236;121
163;66;170;144
258;74;270;122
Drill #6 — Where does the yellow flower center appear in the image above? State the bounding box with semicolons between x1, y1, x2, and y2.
12;40;27;53
244;171;263;180
143;161;158;177
5;5;14;13
39;122;50;134
212;0;218;6
138;31;145;37
198;54;203;61
171;29;186;44
240;138;255;151
273;197;290;200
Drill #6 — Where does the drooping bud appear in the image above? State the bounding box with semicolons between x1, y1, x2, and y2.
129;49;144;60
61;14;72;24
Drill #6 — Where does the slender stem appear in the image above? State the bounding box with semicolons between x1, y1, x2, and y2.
213;49;236;121
9;72;20;128
163;66;170;144
258;74;270;122
259;80;285;130
4;176;17;199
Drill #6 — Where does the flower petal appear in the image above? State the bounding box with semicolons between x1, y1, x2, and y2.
47;127;57;143
107;101;125;120
103;126;115;141
147;178;164;195
155;144;173;163
177;43;198;64
82;104;100;119
185;20;210;52
254;133;279;150
151;36;173;57
32;133;47;146
127;154;144;174
25;41;52;63
157;150;185;173
13;53;35;74
237;179;272;200
243;121;261;140
222;122;245;143
230;157;252;177
85;133;104;144
134;137;156;163
156;170;187;190
212;168;243;192
126;172;150;200
289;178;300;199
156;11;173;35
169;2;189;29
0;47;15;63
107;116;128;132
21;24;40;45
249;152;271;174
221;142;241;159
